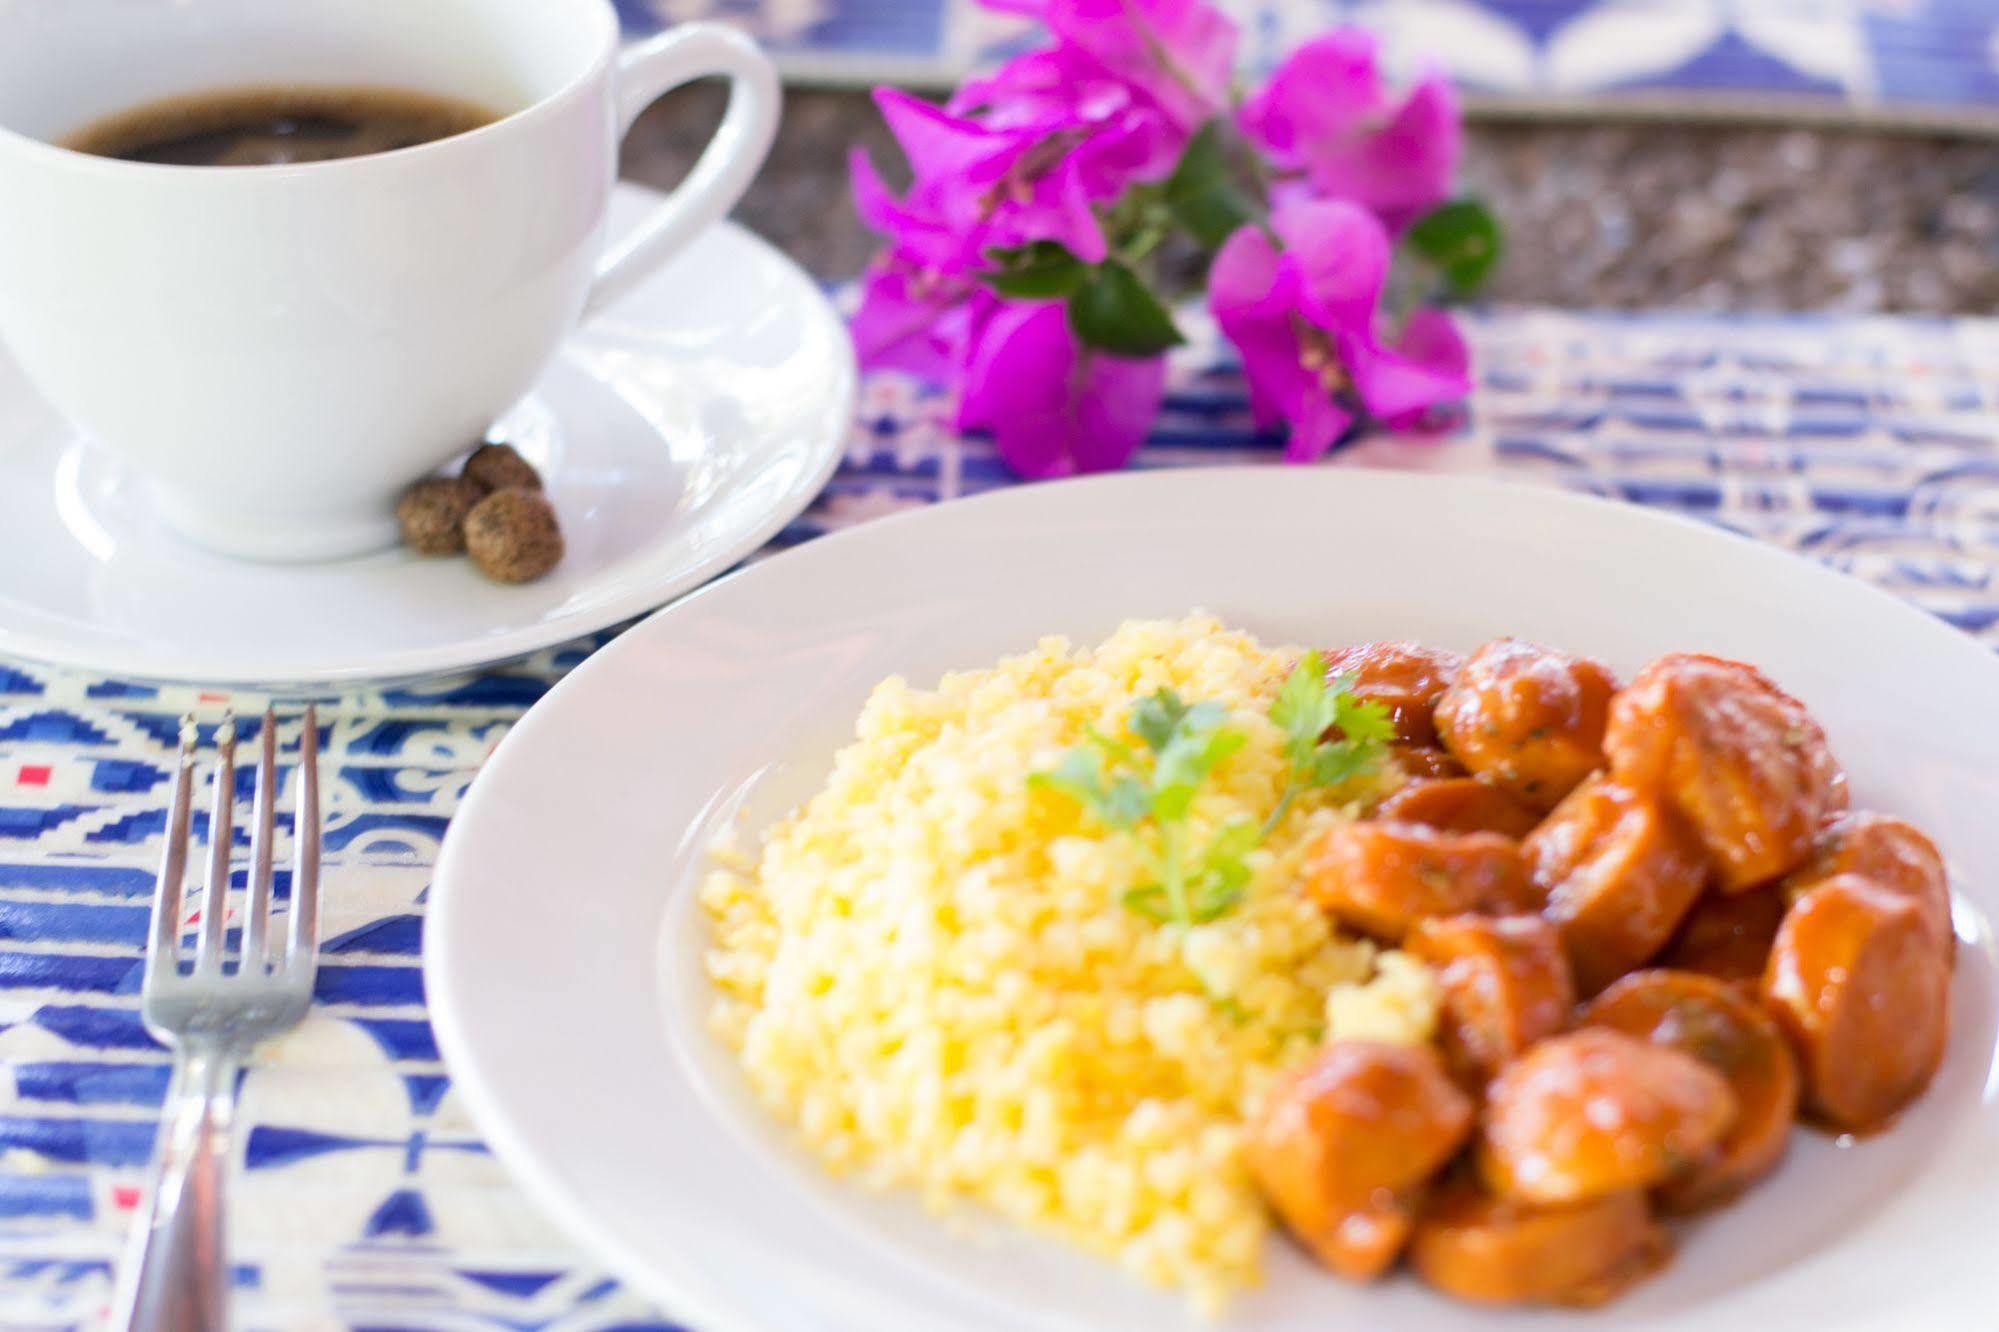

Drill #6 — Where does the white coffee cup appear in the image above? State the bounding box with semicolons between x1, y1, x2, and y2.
0;0;780;561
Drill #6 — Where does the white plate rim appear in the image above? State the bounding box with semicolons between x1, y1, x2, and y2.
0;216;854;693
427;467;1999;1332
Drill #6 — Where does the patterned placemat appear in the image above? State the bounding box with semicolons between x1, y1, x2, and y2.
1;308;1996;1330
615;0;1999;130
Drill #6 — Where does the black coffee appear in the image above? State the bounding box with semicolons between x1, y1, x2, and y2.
63;85;500;167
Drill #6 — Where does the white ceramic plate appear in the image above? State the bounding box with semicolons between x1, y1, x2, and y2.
427;469;1999;1332
0;187;853;692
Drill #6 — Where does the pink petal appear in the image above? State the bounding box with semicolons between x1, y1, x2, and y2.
873;88;1021;185
1271;200;1391;336
958;302;1163;477
1345;307;1473;422
1302;69;1461;231
1239;30;1388;166
850;264;963;380
1283;393;1357;462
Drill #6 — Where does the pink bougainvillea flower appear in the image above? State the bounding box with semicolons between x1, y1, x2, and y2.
986;0;1238;132
1209;199;1471;461
1240;28;1460;232
949;45;1184;191
849;260;992;378
957;301;1166;478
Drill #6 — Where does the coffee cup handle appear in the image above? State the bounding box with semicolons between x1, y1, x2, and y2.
583;24;781;318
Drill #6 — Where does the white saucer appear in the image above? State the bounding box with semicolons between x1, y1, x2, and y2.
0;186;854;693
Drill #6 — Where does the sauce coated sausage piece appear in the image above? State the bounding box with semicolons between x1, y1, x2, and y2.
1246;1042;1475;1280
1785;811;1953;955
1321;643;1464;747
1523;777;1709;996
1302;821;1536;943
1433;640;1618;811
1762;875;1950;1133
1603;653;1842;891
1395;746;1469;781
1407;914;1575;1088
1479;1028;1737;1205
1657;887;1786;985
1409;1176;1669;1308
1378;778;1543;839
1579;969;1798;1212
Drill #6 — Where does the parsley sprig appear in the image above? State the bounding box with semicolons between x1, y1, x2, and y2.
1031;690;1254;929
1264;649;1398;834
1030;654;1396;931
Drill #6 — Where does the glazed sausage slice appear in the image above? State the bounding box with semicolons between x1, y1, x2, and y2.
1247;1042;1474;1279
1396;746;1469;781
1604;653;1842;890
1410;1176;1668;1308
1658;887;1786;985
1378;778;1543;839
1479;1028;1736;1205
1322;642;1464;746
1785;812;1953;954
1407;915;1575;1088
1523;777;1709;995
1762;875;1950;1133
1580;970;1799;1212
1302;821;1536;942
1433;639;1617;811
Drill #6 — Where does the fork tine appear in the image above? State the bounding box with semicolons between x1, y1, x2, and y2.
285;705;322;969
145;718;198;986
194;712;237;974
240;709;278;973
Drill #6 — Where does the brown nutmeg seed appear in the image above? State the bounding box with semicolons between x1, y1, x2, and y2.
395;476;483;556
464;487;563;584
462;442;542;494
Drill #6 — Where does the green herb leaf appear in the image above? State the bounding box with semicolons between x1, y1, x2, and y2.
1270;651;1339;768
1154;727;1246;821
1188;820;1257;922
1067;261;1185;357
982;240;1089;299
1164;119;1261;249
1122;883;1172;923
1130;689;1194;754
1102;775;1154;828
1406;199;1504;295
1029;748;1108;811
1332;685;1397;749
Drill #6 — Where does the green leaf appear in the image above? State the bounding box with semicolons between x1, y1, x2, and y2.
1122;883;1172;923
1030;749;1108;812
1153;727;1246;821
1067;261;1185;357
982;240;1089;300
1270;651;1339;767
1332;687;1397;749
1407;199;1504;295
1130;689;1193;754
1187;819;1258;922
1164;120;1261;249
1101;775;1154;828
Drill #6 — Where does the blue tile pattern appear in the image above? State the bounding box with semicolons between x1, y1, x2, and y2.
0;307;1997;1327
617;0;1999;124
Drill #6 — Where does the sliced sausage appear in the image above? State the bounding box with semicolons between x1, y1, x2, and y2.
1378;778;1542;839
1247;1042;1474;1279
1433;639;1617;810
1580;970;1799;1211
1322;642;1464;746
1785;811;1953;954
1762;875;1950;1133
1396;746;1469;781
1604;653;1842;890
1523;777;1709;995
1658;887;1786;985
1302;821;1536;943
1410;1175;1669;1308
1407;914;1575;1088
1479;1028;1737;1205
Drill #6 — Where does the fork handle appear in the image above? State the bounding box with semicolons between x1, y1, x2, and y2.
112;1047;238;1332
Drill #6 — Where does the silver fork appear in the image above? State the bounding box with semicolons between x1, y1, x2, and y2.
111;707;321;1332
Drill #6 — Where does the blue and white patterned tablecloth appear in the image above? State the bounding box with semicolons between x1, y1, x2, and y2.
1;308;1997;1331
615;0;1999;129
